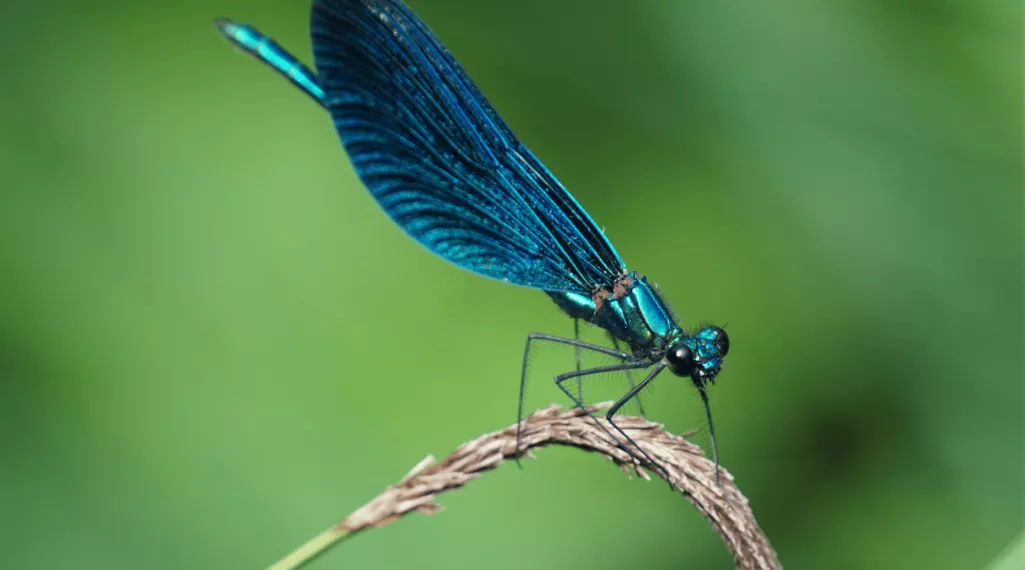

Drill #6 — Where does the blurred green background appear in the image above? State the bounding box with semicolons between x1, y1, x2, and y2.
1;0;1021;568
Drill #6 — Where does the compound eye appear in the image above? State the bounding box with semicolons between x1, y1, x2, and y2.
665;343;695;377
710;327;729;356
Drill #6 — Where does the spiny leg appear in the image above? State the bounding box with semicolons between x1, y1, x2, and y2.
606;362;670;479
516;333;630;466
573;318;583;401
697;386;721;486
610;336;646;417
553;360;661;474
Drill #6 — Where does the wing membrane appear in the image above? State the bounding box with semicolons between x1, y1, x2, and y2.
311;0;625;292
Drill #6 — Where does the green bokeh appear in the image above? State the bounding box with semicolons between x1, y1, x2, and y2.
1;1;1021;568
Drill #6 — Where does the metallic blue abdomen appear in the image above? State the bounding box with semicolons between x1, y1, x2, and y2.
547;273;680;354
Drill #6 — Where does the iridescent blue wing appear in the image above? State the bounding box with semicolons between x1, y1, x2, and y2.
310;0;625;292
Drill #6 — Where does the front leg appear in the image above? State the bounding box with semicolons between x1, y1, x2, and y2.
610;335;646;417
516;333;631;467
553;361;661;474
606;362;669;479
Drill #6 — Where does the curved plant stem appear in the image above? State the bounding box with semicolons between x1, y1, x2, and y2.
266;525;349;570
265;403;781;570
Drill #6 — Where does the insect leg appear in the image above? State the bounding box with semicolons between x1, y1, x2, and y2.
573;319;583;401
607;362;669;478
610;336;645;417
516;333;630;467
697;387;721;486
553;360;659;474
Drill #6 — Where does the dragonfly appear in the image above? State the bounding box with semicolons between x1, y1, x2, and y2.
215;0;730;483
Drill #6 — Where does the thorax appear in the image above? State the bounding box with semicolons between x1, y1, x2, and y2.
547;272;681;356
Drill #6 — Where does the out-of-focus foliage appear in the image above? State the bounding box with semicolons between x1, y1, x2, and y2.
1;1;1020;568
